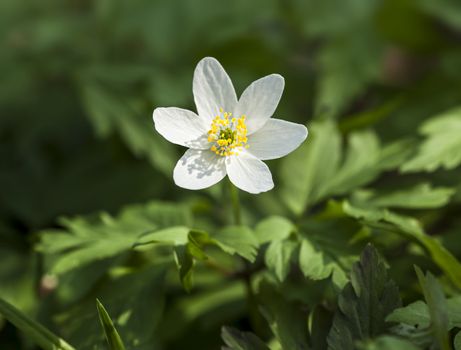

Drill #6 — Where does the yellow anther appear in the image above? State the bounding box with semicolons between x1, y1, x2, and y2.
207;108;249;157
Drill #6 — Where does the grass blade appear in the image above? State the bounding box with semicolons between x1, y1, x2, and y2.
0;297;75;350
96;299;126;350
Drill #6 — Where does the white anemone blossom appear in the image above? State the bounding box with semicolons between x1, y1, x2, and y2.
153;57;308;194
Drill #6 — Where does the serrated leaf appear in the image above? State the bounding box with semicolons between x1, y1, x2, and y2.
38;201;191;275
352;183;455;209
265;239;298;282
415;267;450;350
386;301;430;329
299;239;338;282
134;226;190;247
401;106;461;172
281;120;409;215
212;226;259;262
0;297;75;350
96;299;126;350
221;326;269;350
327;245;401;350
254;216;295;244
342;201;461;289
298;219;361;288
387;295;461;330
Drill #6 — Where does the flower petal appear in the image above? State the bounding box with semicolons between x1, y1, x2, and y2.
226;151;274;194
234;74;284;134
193;57;238;121
173;149;227;190
153;107;209;149
247;119;308;160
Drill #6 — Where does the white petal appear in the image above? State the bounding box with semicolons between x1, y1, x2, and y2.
193;57;238;121
247;119;308;160
234;74;284;134
173;149;227;190
226;151;274;194
153;107;209;149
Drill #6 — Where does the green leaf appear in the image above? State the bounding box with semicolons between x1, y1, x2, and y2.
342;201;461;289
38;201;191;275
258;282;309;350
387;296;461;338
160;281;247;342
327;245;401;350
0;297;75;350
401;106;461;172
212;225;259;262
221;326;269;350
135;227;213;292
357;335;420;350
386;301;430;329
280;120;409;215
56;265;166;349
173;245;195;292
134;226;190;247
455;331;461;350
80;83;175;175
264;239;298;282
325;131;382;195
96;299;126;350
415;267;450;350
352;183;455;209
299;239;334;282
254;216;295;244
281;120;341;215
298;218;361;288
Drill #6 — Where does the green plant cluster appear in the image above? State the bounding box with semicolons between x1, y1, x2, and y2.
2;0;461;349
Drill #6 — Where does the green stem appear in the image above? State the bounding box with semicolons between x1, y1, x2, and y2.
227;181;266;335
228;180;241;226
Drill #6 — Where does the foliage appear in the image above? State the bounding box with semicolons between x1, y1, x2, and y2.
2;0;461;349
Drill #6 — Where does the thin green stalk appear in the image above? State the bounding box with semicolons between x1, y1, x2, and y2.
228;180;241;226
227;180;265;335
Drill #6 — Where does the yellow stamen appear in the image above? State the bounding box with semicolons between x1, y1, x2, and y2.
207;108;249;157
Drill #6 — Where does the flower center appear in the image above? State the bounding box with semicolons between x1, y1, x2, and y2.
207;108;249;156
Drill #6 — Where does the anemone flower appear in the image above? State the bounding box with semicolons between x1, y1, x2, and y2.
153;57;308;194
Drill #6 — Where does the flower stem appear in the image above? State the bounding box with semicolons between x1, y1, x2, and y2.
228;180;241;226
227;180;265;335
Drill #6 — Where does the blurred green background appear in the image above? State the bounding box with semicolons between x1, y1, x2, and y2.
2;0;461;349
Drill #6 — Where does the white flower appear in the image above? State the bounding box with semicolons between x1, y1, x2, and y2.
153;57;308;194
